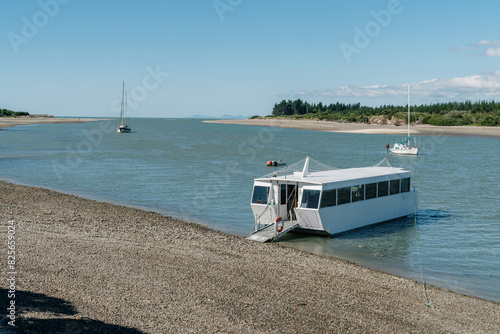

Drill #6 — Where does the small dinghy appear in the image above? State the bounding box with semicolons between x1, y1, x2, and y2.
267;159;286;167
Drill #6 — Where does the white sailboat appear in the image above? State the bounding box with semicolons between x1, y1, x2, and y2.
389;83;421;155
117;82;131;133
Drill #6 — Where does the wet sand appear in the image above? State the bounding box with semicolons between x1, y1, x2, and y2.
1;181;499;333
204;119;500;138
0;117;106;130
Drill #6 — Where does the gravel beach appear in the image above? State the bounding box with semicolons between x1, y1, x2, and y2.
1;181;499;333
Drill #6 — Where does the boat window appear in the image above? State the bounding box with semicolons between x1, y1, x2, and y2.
338;187;351;205
378;181;389;197
390;179;400;195
351;185;364;202
365;182;377;200
280;184;287;205
401;178;410;193
251;186;269;204
301;189;321;209
320;189;337;208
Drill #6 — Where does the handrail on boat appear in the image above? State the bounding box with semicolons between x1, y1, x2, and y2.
255;202;273;220
252;202;275;233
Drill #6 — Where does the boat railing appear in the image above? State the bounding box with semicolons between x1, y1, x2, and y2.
274;213;299;240
251;203;300;238
252;202;276;233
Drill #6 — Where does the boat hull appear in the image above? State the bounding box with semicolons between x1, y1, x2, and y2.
315;190;417;235
251;189;418;237
389;147;419;155
117;126;131;133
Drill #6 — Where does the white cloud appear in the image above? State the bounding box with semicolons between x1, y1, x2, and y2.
475;40;500;46
454;40;500;57
485;48;500;57
294;72;500;103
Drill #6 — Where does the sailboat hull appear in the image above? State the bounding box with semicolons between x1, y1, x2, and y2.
117;125;131;133
389;147;419;155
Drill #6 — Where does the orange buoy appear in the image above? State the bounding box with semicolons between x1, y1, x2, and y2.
386;143;390;149
267;161;272;166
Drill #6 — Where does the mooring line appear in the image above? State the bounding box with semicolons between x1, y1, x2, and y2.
413;209;442;312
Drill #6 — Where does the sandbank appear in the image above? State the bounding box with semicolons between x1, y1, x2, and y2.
0;117;106;130
204;118;500;138
1;181;498;333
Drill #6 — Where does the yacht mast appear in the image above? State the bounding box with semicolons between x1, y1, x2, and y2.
121;81;125;125
407;83;410;142
124;91;128;126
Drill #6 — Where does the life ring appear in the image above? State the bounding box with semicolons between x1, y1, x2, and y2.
276;217;283;232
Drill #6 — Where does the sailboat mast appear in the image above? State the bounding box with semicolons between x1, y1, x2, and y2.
121;81;125;125
407;83;410;141
124;92;127;125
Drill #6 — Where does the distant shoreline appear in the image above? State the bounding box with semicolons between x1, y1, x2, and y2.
204;118;500;138
0;117;108;129
3;117;499;137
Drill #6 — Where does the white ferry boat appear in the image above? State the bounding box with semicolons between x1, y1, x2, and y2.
247;156;418;242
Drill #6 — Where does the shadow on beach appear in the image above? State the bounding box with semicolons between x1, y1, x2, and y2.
1;288;144;334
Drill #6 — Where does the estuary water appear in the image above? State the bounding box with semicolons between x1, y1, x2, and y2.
1;118;499;303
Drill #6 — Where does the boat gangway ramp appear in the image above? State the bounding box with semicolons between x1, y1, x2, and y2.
246;220;298;242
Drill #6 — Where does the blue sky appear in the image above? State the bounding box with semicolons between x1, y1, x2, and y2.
1;0;499;118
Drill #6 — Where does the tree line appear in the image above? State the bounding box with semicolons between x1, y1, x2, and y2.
0;107;29;117
269;99;500;126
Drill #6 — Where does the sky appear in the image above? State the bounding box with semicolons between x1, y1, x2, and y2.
1;0;499;118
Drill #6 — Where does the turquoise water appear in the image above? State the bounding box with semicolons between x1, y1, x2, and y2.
1;119;499;303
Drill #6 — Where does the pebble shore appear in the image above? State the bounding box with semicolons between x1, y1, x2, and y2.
1;181;499;333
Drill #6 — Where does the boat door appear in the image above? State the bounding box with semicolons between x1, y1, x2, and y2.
279;183;298;221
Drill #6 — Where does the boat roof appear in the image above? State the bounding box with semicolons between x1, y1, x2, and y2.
254;157;411;186
255;166;410;185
